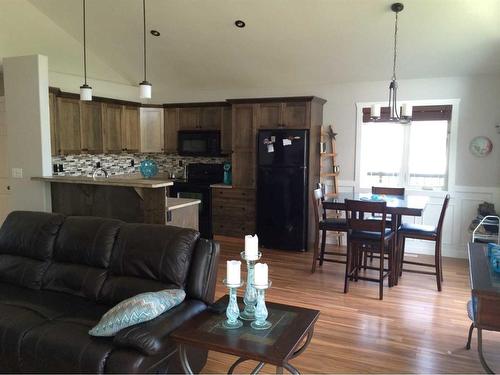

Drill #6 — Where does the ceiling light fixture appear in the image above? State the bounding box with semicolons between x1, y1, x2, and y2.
370;3;412;124
234;20;246;28
139;0;152;99
79;0;92;101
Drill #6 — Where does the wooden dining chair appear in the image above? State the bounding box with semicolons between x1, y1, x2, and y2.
344;199;395;300
397;194;450;291
311;188;349;273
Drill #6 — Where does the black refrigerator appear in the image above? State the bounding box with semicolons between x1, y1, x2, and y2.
257;129;309;251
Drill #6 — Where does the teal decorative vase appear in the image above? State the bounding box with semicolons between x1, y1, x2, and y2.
139;159;158;178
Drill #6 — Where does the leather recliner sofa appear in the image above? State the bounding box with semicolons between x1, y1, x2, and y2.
0;211;220;373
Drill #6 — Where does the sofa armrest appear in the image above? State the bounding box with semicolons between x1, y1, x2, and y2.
186;239;220;304
113;299;206;355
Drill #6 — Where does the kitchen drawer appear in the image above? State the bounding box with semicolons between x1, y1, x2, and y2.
213;220;255;238
213;204;255;218
212;187;255;201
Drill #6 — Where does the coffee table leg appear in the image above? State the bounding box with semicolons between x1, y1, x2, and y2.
178;344;194;375
283;363;300;375
478;328;494;374
228;357;265;374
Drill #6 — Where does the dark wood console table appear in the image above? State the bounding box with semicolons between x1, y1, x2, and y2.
468;242;500;374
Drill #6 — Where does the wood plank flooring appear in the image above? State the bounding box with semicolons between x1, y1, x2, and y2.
200;236;500;374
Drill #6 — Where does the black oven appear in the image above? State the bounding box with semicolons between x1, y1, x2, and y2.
178;130;221;156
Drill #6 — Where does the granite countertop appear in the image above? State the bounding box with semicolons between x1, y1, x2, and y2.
210;183;232;189
32;175;174;188
166;197;201;211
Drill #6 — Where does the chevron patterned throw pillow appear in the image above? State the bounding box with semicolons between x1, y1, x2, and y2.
89;289;186;337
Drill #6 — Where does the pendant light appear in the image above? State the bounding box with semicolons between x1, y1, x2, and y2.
79;0;92;101
370;3;411;124
139;0;152;99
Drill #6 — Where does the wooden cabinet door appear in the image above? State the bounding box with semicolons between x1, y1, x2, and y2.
140;107;164;153
257;102;282;129
178;108;200;130
56;97;81;154
221;106;232;155
283;101;310;128
102;103;123;153
232;150;255;188
164;108;178;153
121;106;140;152
232;104;256;151
80;101;103;153
199;107;222;130
49;92;58;155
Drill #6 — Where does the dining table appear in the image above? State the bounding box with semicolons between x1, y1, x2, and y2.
322;192;430;286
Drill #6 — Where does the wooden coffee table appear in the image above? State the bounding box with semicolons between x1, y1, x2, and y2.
171;295;320;374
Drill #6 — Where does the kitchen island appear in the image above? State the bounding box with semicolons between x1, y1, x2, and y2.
32;175;200;229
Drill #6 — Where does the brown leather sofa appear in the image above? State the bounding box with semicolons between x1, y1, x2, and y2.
0;211;220;373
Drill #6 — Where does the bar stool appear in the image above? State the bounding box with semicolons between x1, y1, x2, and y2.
398;194;450;291
311;188;349;273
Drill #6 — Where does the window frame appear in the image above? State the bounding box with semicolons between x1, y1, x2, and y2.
354;99;460;194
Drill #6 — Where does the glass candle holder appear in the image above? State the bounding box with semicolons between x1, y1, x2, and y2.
250;280;272;330
239;251;262;320
222;279;244;329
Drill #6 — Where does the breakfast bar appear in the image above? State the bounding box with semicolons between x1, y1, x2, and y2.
32;175;200;229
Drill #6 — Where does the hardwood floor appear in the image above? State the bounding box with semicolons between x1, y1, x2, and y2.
201;236;500;374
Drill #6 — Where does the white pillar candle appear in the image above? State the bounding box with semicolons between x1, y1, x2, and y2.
254;263;268;286
244;234;259;260
371;104;381;118
401;103;412;117
226;260;241;285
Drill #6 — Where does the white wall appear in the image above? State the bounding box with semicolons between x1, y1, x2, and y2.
4;55;52;212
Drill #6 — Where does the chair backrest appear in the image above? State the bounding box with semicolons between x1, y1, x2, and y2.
436;194;451;236
345;199;387;239
372;186;405;196
312;188;324;224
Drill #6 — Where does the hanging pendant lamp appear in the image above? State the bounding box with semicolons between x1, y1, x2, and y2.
139;0;152;99
80;0;92;101
370;3;411;124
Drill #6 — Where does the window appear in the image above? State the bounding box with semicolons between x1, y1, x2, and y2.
359;107;450;190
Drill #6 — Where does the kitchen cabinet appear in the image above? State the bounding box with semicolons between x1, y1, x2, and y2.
256;101;310;129
231;104;257;187
221;106;232;155
102;103;123;153
199;107;222;130
164;108;178;153
178;108;199;130
79;101;103;153
49;92;58;156
56;97;81;154
121;106;140;152
212;187;255;237
140;107;164;153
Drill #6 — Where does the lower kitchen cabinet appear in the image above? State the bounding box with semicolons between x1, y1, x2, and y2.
212;187;255;237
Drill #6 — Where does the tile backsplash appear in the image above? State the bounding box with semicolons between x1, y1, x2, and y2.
52;153;230;178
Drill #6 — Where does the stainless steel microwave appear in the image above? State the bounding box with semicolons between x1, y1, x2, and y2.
177;130;221;156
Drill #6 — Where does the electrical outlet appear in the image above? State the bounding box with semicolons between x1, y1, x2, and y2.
11;168;23;179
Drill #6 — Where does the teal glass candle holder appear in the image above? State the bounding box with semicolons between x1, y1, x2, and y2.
222;279;244;329
239;251;262;321
250;280;272;330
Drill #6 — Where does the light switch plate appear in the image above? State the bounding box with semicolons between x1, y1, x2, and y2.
12;168;23;178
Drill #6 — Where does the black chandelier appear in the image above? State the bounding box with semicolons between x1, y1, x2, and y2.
370;3;412;124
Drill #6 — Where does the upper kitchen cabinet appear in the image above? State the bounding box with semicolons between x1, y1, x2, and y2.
257;102;282;129
164;108;178;153
102;103;123;153
221;106;232;155
282;101;310;128
121;106;140;152
80;101;103;154
199;107;222;130
56;97;81;155
178;108;199;130
231;103;257;151
140;107;164;153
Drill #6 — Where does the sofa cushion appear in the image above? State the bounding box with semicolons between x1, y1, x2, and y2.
42;216;122;301
99;223;199;305
0;211;64;289
89;289;186;337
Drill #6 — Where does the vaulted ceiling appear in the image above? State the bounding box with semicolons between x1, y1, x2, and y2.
8;0;500;92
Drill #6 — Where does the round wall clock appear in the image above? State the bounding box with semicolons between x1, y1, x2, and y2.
469;136;493;157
